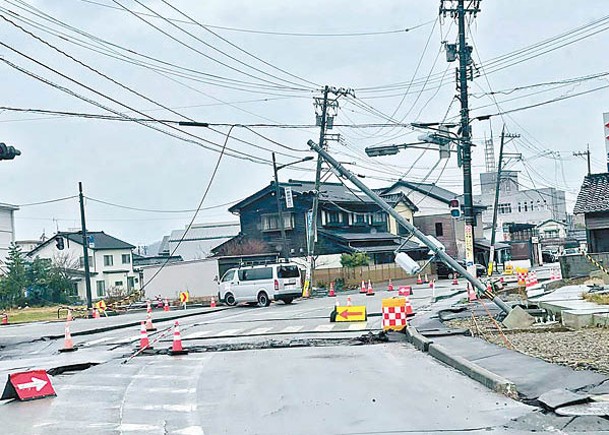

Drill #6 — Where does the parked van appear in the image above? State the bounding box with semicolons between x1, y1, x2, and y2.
217;262;302;307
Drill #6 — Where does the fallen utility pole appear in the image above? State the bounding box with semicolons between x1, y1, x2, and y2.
308;139;512;315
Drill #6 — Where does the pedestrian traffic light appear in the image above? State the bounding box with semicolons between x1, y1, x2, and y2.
55;236;64;250
0;143;21;160
449;199;461;218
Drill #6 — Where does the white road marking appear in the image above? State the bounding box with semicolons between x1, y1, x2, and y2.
82;337;113;346
348;323;369;331
279;325;304;333
116;423;162;431
246;327;273;335
130;404;197;412
214;328;242;336
313;324;335;332
184;330;212;339
60;385;196;394
173;427;206;435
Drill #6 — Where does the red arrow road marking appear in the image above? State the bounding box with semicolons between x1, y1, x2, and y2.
339;309;363;319
16;377;48;392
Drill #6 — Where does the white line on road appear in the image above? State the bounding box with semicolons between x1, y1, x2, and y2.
81;337;113;346
348;323;369;331
128;404;197;412
279;325;304;333
214;328;242;336
246;327;273;335
313;324;335;332
173;427;205;435
59;385;196;394
184;330;212;339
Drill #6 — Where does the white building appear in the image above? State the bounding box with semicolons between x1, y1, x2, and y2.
0;202;18;268
27;231;139;301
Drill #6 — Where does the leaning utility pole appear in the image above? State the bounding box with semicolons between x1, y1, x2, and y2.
440;0;480;277
305;86;354;297
573;144;591;176
272;152;288;259
78;182;93;316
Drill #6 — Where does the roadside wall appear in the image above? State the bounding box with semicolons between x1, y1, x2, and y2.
560;252;609;278
313;261;431;288
140;258;219;300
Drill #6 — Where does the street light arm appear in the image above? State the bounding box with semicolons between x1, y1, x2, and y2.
276;156;314;171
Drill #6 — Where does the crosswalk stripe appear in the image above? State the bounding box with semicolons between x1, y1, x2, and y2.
246;327;273;335
83;337;113;346
214;328;242;337
279;325;304;333
184;331;212;339
313;324;335;332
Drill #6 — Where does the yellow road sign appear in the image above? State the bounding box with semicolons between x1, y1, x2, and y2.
334;306;367;322
179;291;189;303
95;300;107;311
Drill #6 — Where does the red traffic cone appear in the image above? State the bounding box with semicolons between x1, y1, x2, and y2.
347;296;352;306
416;274;423;285
145;312;157;332
59;320;77;352
163;298;170;312
210;297;217;308
366;280;375;296
424;273;429;283
1;312;8;325
169;321;188;355
429;279;434;289
360;280;367;294
139;321;151;350
404;296;414;316
452;274;459;285
328;281;336;297
387;279;394;292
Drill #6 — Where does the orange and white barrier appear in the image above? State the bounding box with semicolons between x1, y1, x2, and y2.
382;298;408;332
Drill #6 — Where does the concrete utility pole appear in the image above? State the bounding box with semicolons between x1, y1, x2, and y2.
78;182;93;316
573;144;591;176
305;86;354;296
272;152;288;259
308;139;512;315
440;0;480;277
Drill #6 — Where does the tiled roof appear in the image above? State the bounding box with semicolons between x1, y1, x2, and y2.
574;173;609;214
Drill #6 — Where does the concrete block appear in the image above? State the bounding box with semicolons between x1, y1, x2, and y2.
405;326;433;352
593;313;609;328
562;310;595;329
502;305;535;329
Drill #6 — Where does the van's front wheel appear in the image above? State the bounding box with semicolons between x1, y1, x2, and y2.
225;293;236;306
257;292;270;307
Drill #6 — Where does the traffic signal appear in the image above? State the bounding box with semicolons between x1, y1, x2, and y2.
55;236;64;250
0;143;21;160
449;199;461;219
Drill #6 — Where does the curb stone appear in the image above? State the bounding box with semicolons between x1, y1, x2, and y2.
406;325;518;399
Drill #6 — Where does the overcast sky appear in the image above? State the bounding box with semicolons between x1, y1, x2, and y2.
1;0;608;247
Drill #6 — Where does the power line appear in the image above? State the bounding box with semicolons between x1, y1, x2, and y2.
85;197;239;214
17;195;78;207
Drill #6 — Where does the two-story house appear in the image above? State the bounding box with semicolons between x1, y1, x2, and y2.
218;180;424;264
379;180;508;265
27;231;139;301
0;202;18;267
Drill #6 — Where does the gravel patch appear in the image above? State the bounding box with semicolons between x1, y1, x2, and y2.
447;316;609;375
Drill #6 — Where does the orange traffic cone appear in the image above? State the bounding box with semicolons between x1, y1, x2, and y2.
145;312;156;332
452;274;459;285
210;297;217;308
468;283;477;302
92;308;100;319
429;279;434;289
360;280;367;294
146;300;152;314
59;320;77;352
424;273;429;283
163;298;170;312
416;274;423;285
66;309;73;322
366;280;375;296
328;281;336;297
404;296;414;316
1;312;8;325
347;296;352;306
169;320;188;355
387;279;394;291
139;321;151;350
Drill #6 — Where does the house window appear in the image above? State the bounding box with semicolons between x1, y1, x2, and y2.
261;213;293;231
518;202;522;213
327;211;340;224
104;255;114;266
354;213;366;224
127;276;135;290
536;200;541;211
373;212;387;224
524;203;528;212
498;203;512;214
71;282;78;296
530;201;534;212
79;256;93;268
435;222;444;237
114;281;124;288
122;254;131;264
96;280;105;297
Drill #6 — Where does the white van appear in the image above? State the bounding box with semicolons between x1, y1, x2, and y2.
217;263;302;307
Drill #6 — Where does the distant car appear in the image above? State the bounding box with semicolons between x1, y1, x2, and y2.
541;251;557;263
561;248;581;256
434;260;485;279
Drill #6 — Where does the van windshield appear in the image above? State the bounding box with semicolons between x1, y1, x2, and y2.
239;267;273;281
277;265;300;279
